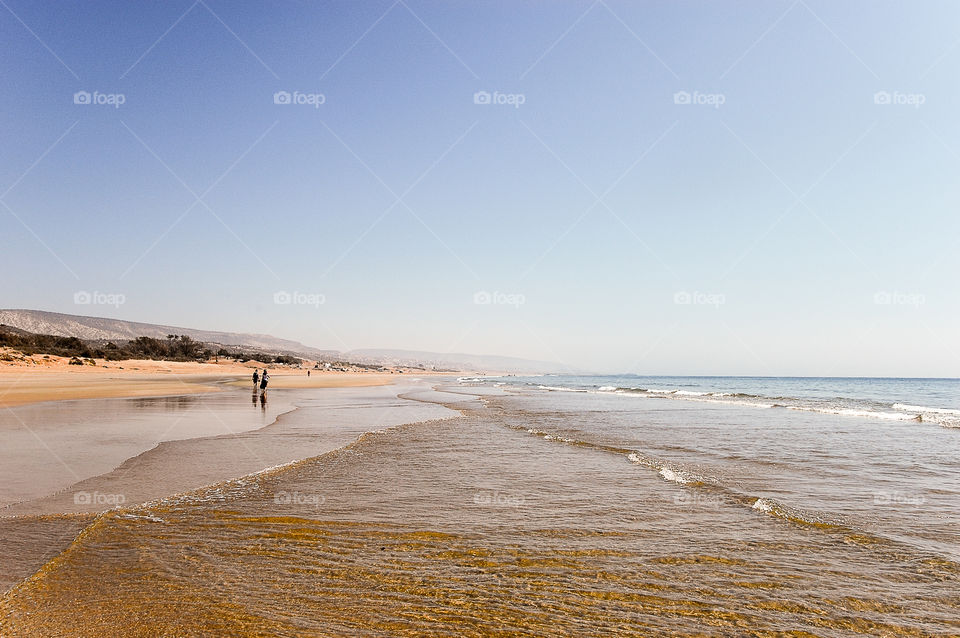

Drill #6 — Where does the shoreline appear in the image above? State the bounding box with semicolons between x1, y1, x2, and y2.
0;381;460;596
0;357;454;408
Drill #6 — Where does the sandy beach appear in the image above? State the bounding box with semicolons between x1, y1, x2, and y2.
0;354;427;408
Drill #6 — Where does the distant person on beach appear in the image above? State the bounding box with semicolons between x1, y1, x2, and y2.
260;370;269;392
307;370;310;377
252;370;260;391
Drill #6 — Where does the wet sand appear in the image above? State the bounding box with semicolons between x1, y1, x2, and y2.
224;374;399;390
0;370;227;408
0;380;455;594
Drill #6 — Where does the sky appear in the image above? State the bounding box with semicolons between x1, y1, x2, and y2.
2;0;959;376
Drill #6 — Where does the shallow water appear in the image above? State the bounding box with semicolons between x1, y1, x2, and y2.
1;381;959;636
0;389;295;509
0;382;453;593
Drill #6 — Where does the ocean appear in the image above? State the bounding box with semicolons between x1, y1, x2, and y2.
1;376;958;636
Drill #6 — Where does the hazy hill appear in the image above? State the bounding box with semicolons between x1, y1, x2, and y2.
0;309;334;359
343;349;573;374
0;310;568;373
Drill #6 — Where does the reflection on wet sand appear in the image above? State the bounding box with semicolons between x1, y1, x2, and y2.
129;395;201;411
0;382;454;596
0;389;295;509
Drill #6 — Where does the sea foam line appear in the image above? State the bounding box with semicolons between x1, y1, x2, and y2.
893;403;960;416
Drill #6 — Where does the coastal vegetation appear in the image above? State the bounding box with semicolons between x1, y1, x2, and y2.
0;326;301;365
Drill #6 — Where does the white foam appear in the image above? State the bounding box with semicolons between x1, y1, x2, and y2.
118;513;165;522
785;406;919;421
752;498;775;513
520;380;953;427
659;466;693;485
893;403;960;416
677;396;774;409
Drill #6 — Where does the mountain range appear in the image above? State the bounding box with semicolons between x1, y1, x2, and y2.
0;309;568;374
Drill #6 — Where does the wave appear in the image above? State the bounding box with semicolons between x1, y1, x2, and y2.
672;395;775;409
893;403;960;416
526;428;579;444
784;405;920;421
501;407;960;568
890;404;960;428
658;466;696;485
625;452;703;487
536;382;957;427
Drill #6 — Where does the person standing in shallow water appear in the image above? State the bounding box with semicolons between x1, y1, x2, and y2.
260;370;269;393
252;369;260;392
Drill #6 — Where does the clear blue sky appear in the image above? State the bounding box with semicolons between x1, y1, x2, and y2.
2;0;958;375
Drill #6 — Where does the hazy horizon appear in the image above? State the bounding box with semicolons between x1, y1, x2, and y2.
4;1;959;377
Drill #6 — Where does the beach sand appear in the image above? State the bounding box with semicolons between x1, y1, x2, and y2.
0;354;421;408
